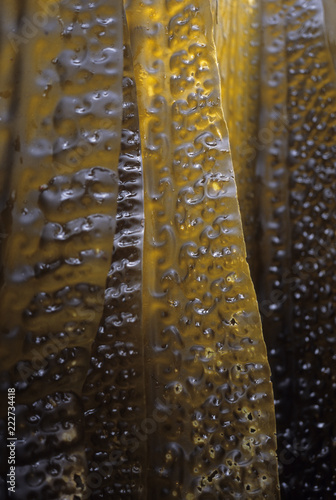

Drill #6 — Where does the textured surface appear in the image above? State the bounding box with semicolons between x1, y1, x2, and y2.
82;14;146;499
210;1;336;496
0;0;123;497
14;392;89;499
4;0;328;498
125;1;279;498
0;4;24;492
282;0;336;496
1;0;335;498
213;0;262;279
256;0;336;498
257;0;291;455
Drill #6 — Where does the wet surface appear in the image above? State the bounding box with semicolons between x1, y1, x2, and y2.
1;1;335;499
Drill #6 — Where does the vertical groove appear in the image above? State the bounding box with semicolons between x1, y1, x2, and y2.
82;10;146;499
